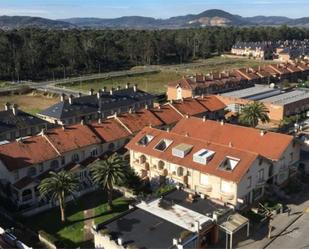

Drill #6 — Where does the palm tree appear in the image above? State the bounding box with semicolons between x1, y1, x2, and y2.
38;171;78;222
90;153;129;210
239;101;270;127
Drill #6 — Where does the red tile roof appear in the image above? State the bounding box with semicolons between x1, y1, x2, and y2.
116;109;163;133
44;124;102;154
170;98;206;116
196;95;226;112
171;117;293;161
168;77;196;89
89;119;131;142
150;104;183;125
126;127;258;183
0;136;59;171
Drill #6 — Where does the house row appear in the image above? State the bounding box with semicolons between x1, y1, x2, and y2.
126;117;299;209
167;61;309;101
38;84;155;125
231;41;275;60
0;96;225;209
0;103;48;142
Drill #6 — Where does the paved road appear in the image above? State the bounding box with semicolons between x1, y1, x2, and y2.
266;213;309;249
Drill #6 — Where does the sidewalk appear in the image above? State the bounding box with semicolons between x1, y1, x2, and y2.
236;187;309;249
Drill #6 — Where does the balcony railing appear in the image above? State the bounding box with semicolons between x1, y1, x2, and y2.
220;191;234;201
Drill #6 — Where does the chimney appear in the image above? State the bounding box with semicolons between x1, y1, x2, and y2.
220;120;224;126
41;128;46;136
12;104;18;116
69;95;74;105
126;83;130;89
203;116;206;122
60;93;66;102
167;127;170;132
260;130;265;136
98;118;102;124
81;119;85;126
129;108;133;114
185;114;190;119
229;142;233;148
62;125;65;130
110;88;114;95
133;84;137;92
89;89;94;95
4;102;10;111
145;104;149;110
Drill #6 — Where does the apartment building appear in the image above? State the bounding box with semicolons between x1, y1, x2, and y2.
38;84;155;125
126;117;298;209
0;103;48;141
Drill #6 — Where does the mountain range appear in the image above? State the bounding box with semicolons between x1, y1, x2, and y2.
1;9;309;29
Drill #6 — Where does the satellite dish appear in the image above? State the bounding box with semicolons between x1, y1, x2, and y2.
269;83;275;88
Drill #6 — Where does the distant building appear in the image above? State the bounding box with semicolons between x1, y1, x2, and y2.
0;103;48;141
38;84;155;125
231;41;275;60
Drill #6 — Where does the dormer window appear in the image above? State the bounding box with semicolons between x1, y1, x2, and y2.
137;134;154;146
154;139;173;152
219;156;240;171
172;143;193;158
193;149;215;165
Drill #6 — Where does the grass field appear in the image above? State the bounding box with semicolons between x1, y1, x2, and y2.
0;92;58;115
57;56;273;94
23;190;130;248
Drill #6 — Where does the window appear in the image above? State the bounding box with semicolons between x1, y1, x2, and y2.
50;160;59;170
219;157;240;171
258;169;264;182
290;152;294;162
259;158;263;165
108;143;115;151
154;139;173;152
27;167;37;177
91;148;98;157
158;160;165;170
221;180;232;193
247;176;252;188
72;153;80;162
177;167;184;177
61;157;66;165
137;134;154;146
200;174;209;185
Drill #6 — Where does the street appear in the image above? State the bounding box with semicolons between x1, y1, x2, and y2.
266;213;309;249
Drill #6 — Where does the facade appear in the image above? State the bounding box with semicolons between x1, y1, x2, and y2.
231;42;275;60
38;85;155;125
126;117;299;209
0;103;48;141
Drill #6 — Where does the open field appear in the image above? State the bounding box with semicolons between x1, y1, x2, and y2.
0;91;58;115
22;190;130;248
57;56;273;94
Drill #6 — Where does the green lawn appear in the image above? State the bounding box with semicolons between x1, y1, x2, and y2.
57;56;273;94
56;71;182;94
22;190;130;248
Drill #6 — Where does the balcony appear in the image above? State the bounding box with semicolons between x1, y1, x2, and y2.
220;191;234;201
196;184;212;194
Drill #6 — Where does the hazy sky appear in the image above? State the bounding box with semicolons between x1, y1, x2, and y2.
0;0;308;19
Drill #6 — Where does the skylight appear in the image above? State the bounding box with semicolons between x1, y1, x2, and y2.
219;156;240;171
154;139;173;152
172;143;193;158
193;149;215;165
137;134;154;146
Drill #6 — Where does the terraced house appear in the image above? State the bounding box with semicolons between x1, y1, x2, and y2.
127;117;299;209
38;84;155;125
